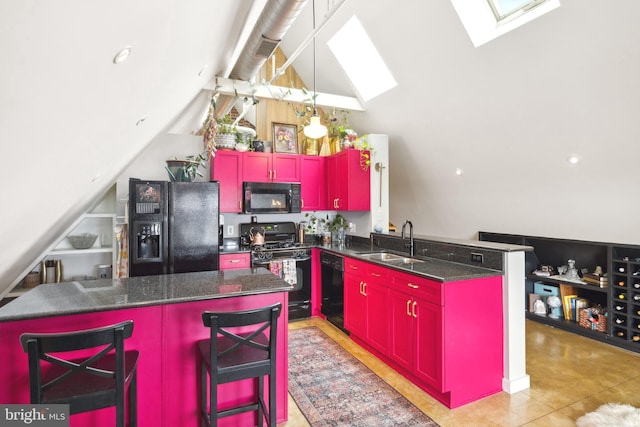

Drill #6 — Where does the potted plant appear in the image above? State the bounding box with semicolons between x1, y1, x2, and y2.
165;152;209;182
212;114;238;150
305;213;349;246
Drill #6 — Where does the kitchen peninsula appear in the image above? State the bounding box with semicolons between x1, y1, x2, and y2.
328;231;534;402
0;269;293;427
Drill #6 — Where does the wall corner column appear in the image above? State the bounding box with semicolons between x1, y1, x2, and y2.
501;250;530;393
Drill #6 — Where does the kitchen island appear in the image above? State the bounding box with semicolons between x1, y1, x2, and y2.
0;269;293;427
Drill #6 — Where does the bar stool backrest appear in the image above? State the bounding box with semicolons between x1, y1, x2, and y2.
202;303;281;377
19;320;135;413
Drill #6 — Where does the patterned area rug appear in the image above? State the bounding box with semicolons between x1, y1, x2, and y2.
288;327;440;426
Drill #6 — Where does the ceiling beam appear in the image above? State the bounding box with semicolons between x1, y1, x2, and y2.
206;76;365;111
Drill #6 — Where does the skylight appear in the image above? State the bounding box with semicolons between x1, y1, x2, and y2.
327;15;397;102
451;0;560;47
487;0;548;23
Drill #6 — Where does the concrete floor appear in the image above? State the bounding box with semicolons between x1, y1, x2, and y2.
281;317;640;426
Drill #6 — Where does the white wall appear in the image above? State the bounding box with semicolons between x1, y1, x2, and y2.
342;0;640;246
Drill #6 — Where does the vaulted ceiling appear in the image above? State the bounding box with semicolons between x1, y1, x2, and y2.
3;1;640;295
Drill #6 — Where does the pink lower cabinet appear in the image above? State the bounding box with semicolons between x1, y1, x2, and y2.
343;258;389;355
219;252;250;270
347;260;504;408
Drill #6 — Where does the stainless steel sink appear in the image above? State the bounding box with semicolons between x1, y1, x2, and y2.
388;257;425;265
357;252;403;262
357;252;425;265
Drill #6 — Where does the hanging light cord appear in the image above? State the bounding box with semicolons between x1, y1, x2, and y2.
312;0;318;115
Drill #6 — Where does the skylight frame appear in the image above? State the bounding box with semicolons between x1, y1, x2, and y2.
451;0;561;47
487;0;549;24
327;15;397;103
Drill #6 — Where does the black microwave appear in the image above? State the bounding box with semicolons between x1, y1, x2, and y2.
243;182;301;214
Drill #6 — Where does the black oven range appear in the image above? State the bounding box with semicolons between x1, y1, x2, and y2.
239;221;311;320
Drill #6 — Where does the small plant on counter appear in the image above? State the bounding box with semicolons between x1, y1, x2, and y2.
304;213;348;233
304;213;326;235
326;213;348;232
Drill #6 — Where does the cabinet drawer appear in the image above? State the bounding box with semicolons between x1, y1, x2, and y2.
345;258;390;283
365;262;389;282
219;253;250;270
392;271;442;305
345;257;367;275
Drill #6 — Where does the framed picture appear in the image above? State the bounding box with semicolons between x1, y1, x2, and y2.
272;122;298;154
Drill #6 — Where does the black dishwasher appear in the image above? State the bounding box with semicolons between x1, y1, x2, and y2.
320;251;347;333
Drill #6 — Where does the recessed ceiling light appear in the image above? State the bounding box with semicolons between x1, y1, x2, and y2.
567;155;579;165
455;168;464;176
113;47;132;64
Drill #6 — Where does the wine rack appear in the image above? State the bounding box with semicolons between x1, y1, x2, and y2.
610;253;640;348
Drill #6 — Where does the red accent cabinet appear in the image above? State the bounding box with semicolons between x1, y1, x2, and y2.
300;155;327;211
219;253;251;270
344;257;504;409
211;150;243;213
343;257;390;356
326;150;370;211
243;152;300;183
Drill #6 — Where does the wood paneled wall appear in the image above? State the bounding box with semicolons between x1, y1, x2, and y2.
256;48;327;153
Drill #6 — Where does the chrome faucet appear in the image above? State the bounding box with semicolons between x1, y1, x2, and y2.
401;220;414;256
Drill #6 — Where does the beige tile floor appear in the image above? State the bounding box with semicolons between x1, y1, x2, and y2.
281;317;640;426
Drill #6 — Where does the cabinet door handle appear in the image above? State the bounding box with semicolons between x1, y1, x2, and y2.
229;259;240;263
412;301;417;318
407;283;419;289
301;199;304;209
371;273;381;278
359;281;363;294
268;170;272;180
406;299;412;316
362;282;367;296
349;265;359;270
273;169;277;180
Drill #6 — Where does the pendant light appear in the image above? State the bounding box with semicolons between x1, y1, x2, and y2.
303;0;328;140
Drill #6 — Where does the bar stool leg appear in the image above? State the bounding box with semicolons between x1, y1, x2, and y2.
130;372;138;427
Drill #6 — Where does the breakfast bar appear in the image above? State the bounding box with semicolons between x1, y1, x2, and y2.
0;269;293;427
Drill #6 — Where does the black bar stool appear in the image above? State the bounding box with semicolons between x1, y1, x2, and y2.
20;320;139;427
199;303;282;427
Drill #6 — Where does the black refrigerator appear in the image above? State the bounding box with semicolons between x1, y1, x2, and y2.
128;179;220;277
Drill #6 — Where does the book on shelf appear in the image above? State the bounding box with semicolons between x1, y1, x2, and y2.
570;297;589;321
563;294;578;320
581;273;608;288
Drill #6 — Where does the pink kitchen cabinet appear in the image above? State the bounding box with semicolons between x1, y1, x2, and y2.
326;149;370;211
343;257;389;356
212;150;243;212
344;258;367;338
390;287;443;389
300;155;327;210
242;152;300;183
346;258;504;409
219;252;250;270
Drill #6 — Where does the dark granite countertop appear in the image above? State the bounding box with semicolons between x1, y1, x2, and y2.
320;244;503;282
0;269;293;322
